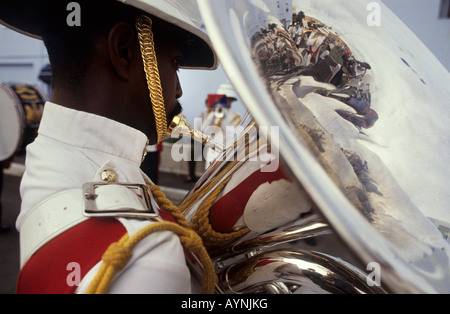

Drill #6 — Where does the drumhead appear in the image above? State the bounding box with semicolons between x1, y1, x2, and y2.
0;83;24;161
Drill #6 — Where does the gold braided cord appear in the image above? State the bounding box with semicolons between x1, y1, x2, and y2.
182;138;271;248
191;173;249;249
179;159;250;249
136;15;167;144
177;164;234;214
150;185;191;229
86;185;217;294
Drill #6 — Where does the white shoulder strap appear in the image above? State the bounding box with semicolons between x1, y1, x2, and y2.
20;183;159;267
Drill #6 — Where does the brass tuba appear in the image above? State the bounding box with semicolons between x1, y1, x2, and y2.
170;0;450;294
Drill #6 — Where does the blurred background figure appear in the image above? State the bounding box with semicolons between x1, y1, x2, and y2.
195;84;242;170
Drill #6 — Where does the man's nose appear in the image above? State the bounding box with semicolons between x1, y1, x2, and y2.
176;74;183;99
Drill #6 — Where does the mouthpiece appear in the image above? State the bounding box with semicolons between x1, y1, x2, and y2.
167;114;224;152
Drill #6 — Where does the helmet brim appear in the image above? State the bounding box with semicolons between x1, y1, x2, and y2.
0;0;218;70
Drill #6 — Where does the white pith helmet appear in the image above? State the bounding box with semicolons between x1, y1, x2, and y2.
217;84;238;100
0;0;218;70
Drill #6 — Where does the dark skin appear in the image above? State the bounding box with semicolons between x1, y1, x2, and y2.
49;21;184;145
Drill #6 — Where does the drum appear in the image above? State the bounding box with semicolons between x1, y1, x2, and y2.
0;83;46;161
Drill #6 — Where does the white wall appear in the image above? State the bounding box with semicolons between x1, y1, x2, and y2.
382;0;450;71
0;26;50;97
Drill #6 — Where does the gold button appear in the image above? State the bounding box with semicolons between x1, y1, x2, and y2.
101;168;118;183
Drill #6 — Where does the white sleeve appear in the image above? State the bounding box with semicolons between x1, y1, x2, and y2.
76;225;192;294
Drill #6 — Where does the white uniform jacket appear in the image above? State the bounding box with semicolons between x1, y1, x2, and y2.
18;102;192;293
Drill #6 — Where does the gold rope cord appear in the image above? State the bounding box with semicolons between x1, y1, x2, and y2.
86;185;217;294
136;15;167;144
191;170;250;249
179;159;250;250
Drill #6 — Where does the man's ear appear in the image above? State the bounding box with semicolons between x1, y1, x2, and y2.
108;22;138;81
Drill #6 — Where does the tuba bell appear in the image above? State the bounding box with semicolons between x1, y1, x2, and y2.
169;0;450;294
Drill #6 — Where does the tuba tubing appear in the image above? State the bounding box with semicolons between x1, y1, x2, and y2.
169;113;387;294
210;213;331;263
219;248;387;294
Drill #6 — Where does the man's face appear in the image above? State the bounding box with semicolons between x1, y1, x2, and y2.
154;28;184;128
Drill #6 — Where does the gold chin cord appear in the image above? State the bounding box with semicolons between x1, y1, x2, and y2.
136;15;167;144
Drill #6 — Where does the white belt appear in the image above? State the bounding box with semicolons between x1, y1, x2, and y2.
20;183;160;267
